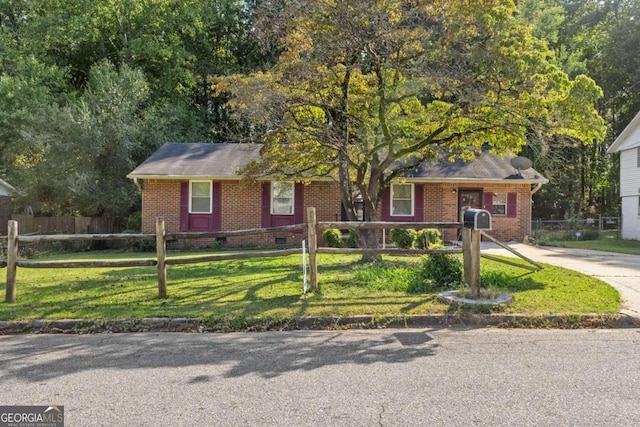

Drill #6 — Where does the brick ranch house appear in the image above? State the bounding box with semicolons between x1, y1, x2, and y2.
127;143;548;247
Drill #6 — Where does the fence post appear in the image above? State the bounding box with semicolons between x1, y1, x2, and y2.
307;207;318;291
5;220;18;303
156;217;167;298
462;227;481;298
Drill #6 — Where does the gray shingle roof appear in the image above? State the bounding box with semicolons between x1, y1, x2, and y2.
400;150;548;183
0;178;17;195
128;143;547;183
127;143;262;179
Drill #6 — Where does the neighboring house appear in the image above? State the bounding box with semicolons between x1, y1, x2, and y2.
127;143;548;247
607;109;640;240
0;178;17;235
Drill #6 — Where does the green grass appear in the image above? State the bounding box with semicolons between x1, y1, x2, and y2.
0;251;621;321
537;231;640;255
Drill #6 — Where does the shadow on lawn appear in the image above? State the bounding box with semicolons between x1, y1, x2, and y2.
3;255;552;320
0;329;442;382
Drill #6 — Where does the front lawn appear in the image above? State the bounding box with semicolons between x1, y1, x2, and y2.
535;230;640;255
540;237;640;255
0;251;621;321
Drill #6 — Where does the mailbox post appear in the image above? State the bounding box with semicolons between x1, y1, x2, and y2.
461;209;492;298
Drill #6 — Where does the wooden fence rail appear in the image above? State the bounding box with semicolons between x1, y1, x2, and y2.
2;208;470;303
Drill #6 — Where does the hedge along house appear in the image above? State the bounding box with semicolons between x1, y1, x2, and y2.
0;178;17;235
128;143;548;247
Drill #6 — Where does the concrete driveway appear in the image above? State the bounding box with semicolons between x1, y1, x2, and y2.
483;243;640;319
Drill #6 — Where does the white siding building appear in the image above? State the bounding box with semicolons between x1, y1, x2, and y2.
608;110;640;240
0;178;16;235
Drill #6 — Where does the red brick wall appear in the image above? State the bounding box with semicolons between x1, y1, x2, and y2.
142;180;181;234
421;183;532;242
141;179;532;247
142;179;341;248
480;183;532;242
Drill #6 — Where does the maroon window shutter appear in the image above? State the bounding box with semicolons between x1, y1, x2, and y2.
381;187;391;221
414;184;424;222
483;192;493;212
294;183;304;224
507;193;517;218
261;182;271;228
179;181;189;231
212;181;222;231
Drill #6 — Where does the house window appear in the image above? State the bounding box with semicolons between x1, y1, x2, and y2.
492;193;507;216
391;183;414;216
637;148;640;168
271;181;295;215
189;180;212;213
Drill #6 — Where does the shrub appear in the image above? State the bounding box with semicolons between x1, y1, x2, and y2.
123;213;155;252
322;228;343;248
421;253;463;288
389;228;417;249
347;229;358;248
416;228;442;249
124;232;156;252
125;212;142;231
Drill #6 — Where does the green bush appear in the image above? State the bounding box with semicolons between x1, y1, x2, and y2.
416;228;442;249
421;253;463;288
125;212;143;231
124;232;156;252
347;229;358;248
123;213;155;252
389;228;417;249
322;228;343;248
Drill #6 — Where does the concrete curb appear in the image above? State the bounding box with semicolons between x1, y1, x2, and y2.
1;313;639;334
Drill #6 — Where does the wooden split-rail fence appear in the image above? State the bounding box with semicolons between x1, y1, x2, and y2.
1;207;541;303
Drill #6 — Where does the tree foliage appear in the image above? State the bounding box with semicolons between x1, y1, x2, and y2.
0;0;636;226
11;62;150;216
0;0;263;218
526;0;640;218
217;0;605;247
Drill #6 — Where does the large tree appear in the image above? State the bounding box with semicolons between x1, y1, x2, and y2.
216;0;605;248
0;0;266;219
522;0;640;218
11;61;152;217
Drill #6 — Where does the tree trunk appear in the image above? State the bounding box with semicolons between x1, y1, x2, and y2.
354;176;383;262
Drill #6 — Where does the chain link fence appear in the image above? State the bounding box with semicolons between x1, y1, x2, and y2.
530;217;620;241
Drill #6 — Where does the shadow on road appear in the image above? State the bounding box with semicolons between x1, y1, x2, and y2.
0;330;443;382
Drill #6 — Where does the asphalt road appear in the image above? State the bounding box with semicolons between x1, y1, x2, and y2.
2;328;640;426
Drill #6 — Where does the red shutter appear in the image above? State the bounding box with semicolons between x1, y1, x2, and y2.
294;183;304;225
179;181;189;231
381;187;391;221
212;181;222;231
261;182;271;228
483;192;493;213
507;193;517;218
414;184;424;222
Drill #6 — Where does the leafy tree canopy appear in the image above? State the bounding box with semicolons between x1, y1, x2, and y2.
216;0;606;241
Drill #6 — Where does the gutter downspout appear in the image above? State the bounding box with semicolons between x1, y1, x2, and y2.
531;182;543;196
133;178;142;192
